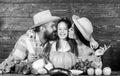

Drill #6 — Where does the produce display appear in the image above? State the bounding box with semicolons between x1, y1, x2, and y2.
71;59;93;73
71;58;112;75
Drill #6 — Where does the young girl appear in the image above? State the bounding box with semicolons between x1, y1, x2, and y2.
48;17;78;69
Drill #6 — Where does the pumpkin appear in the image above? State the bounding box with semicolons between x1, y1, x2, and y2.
103;67;111;75
95;68;102;76
50;51;77;69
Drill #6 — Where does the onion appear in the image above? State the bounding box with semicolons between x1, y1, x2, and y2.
87;68;94;75
103;67;111;75
95;68;102;75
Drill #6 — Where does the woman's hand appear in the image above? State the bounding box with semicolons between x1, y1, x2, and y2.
95;44;111;56
90;40;99;49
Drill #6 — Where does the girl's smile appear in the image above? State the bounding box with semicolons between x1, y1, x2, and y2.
57;22;68;39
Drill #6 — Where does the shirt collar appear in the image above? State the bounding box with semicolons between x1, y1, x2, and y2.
35;33;42;46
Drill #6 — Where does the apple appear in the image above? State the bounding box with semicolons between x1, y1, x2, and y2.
87;68;94;75
103;67;111;75
95;68;102;75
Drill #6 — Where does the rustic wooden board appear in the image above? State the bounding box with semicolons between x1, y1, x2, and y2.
0;0;120;3
0;18;33;31
0;0;49;3
71;3;120;18
0;3;120;18
70;0;120;3
0;3;71;18
0;31;25;44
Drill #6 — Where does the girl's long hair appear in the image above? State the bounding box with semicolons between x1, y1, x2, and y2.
56;17;78;56
74;24;90;47
56;38;78;57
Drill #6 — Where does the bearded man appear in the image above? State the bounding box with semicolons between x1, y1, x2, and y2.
0;10;60;74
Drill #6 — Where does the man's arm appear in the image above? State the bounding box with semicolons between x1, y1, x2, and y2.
0;35;28;72
10;35;28;60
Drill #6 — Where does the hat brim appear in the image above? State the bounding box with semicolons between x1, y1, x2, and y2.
30;16;60;29
72;15;91;41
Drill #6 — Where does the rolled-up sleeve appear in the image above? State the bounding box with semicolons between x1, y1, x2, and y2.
11;35;28;60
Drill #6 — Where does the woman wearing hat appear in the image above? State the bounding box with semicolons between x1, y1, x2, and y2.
69;15;110;69
69;15;99;57
69;15;103;69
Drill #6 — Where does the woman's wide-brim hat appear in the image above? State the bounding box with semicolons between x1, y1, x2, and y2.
30;10;60;29
72;15;93;41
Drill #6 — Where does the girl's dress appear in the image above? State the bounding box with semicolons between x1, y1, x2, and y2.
49;41;77;69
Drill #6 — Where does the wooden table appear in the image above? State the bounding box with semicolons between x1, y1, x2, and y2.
1;71;120;76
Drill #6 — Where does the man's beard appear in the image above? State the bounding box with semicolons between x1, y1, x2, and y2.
44;31;57;41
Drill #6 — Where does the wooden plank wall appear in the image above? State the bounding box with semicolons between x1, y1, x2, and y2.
0;0;120;71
